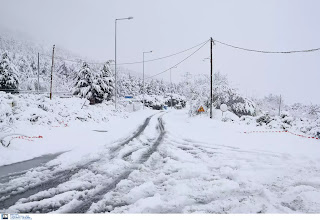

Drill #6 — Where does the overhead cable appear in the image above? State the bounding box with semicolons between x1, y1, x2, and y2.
39;39;210;65
213;39;320;54
145;39;210;79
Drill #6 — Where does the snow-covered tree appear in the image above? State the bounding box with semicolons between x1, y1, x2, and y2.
0;52;19;92
179;72;256;117
73;62;105;104
255;94;282;116
100;61;114;101
308;104;320;116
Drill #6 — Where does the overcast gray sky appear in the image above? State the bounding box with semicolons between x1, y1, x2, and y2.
1;0;320;104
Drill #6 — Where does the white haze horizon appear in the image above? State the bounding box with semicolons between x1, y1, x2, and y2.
1;0;320;105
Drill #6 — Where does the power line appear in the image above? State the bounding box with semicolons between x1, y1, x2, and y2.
213;38;320;54
39;54;100;64
145;39;210;80
114;39;209;65
39;39;210;65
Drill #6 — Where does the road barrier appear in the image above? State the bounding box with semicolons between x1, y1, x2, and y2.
12;135;43;142
243;130;319;140
52;121;68;128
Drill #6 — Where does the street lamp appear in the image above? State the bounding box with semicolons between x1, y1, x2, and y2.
143;50;153;109
170;66;177;109
115;16;134;109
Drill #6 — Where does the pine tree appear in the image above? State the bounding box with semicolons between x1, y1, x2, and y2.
0;52;19;92
73;62;105;104
100;61;114;101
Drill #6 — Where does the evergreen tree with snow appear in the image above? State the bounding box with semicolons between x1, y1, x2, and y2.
73;62;105;104
100;61;114;101
0;52;19;92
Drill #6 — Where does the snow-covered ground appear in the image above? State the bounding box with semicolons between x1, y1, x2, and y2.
1;105;320;213
87;110;320;213
0;92;152;166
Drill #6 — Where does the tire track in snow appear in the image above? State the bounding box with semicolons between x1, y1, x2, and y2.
109;114;155;157
68;114;166;213
167;133;286;158
0;114;156;211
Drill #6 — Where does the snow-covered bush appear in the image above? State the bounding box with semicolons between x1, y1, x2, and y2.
238;109;320;138
256;113;273;126
164;94;186;108
135;94;186;110
255;94;282;116
222;111;240;122
180;72;256;117
143;95;164;110
280;111;294;126
240;115;256;125
0;92;14;124
0;93;127;127
213;85;256;117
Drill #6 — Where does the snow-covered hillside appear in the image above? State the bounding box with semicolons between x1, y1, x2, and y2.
1;31;264;118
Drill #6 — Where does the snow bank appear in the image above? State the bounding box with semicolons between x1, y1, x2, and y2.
239;112;320;139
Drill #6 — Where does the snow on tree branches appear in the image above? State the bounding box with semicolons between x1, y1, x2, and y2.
100;61;114;101
0;52;19;92
181;72;256;117
73;62;114;104
73;62;103;104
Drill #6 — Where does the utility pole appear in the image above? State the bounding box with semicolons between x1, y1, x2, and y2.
170;68;173;109
115;20;117;109
142;52;145;109
37;53;40;93
50;45;55;100
210;38;213;119
279;94;282;116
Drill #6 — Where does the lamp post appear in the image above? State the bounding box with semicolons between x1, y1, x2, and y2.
143;50;152;109
115;16;133;109
170;66;177;109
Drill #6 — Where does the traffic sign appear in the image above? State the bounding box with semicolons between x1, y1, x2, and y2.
198;106;205;112
125;96;133;99
220;104;228;112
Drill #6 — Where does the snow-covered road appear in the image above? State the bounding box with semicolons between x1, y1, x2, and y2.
0;112;166;213
1;110;320;213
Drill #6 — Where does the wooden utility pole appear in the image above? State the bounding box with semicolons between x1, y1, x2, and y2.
37;53;40;93
50;45;55;100
210;38;213;119
279;94;282;116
